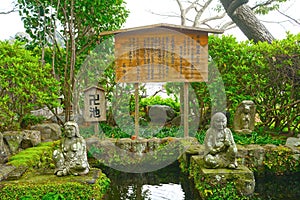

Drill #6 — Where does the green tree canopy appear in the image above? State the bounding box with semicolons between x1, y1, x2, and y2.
17;0;129;121
0;41;60;131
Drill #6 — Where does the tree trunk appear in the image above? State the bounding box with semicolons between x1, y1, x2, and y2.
220;0;275;43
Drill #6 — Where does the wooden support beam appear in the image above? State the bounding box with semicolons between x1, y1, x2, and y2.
184;82;189;137
134;83;139;137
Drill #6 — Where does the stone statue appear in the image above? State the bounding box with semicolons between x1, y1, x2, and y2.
203;112;238;169
234;100;256;134
53;121;89;176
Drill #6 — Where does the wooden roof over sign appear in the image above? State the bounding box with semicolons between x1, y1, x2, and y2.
99;23;224;36
99;24;223;83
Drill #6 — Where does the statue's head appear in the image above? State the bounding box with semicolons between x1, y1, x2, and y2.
211;112;227;130
64;121;80;137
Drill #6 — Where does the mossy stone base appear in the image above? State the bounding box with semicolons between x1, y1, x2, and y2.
190;155;255;199
0;168;110;200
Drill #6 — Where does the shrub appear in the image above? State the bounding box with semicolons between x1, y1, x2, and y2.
0;41;60;131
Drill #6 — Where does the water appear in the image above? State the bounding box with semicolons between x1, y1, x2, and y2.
102;162;300;200
254;172;300;200
102;161;201;200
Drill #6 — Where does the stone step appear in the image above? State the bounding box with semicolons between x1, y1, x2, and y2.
6;166;28;181
0;165;16;181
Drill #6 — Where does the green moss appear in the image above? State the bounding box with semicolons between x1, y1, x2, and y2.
263;145;300;174
7;141;60;169
0;169;110;200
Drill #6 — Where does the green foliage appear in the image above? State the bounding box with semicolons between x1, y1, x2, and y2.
140;96;180;113
197;181;251;200
0;41;60;131
233;131;285;145
20;114;46;129
17;0;129;121
253;0;288;15
195;130;206;144
184;34;300;134
153;126;183;138
263;146;300;174
100;124;131;138
79;123;131;139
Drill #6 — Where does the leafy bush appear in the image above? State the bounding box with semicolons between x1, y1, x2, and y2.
0;41;60;131
233;131;284;145
178;34;300;134
20;114;46;129
140;95;180;112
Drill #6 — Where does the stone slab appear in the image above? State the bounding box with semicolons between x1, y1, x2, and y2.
0;165;16;181
6;166;28;180
191;155;255;197
1;168;101;185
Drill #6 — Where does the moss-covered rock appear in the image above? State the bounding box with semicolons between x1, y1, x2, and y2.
263;145;300;174
7;141;59;169
189;155;255;199
0;168;110;200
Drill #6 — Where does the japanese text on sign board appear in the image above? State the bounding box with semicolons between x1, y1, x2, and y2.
89;94;101;118
115;32;208;83
83;87;106;122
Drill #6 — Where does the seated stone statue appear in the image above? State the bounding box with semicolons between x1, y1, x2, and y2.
53;121;89;176
203;112;238;169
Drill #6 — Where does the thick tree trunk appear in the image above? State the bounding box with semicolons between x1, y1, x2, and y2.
220;0;275;43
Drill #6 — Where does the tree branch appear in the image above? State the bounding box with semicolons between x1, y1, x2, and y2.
0;9;16;15
199;12;226;25
193;0;213;27
277;9;300;25
251;0;276;11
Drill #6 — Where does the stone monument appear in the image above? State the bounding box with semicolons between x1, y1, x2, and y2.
53;121;89;176
197;112;255;198
203;112;238;169
234;100;256;134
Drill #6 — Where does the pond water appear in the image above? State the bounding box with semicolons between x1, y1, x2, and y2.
254;172;300;200
102;162;201;200
102;162;300;200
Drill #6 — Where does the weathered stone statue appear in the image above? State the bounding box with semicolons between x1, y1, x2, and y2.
203;112;238;169
53;121;89;176
234;100;256;134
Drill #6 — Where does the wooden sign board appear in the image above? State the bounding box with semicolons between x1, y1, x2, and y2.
99;24;223;83
83;86;106;122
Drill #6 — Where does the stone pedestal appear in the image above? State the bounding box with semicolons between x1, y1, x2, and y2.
0;168;109;199
190;156;255;199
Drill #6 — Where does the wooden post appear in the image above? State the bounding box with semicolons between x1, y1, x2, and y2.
134;83;139;137
184;82;189;137
94;122;101;138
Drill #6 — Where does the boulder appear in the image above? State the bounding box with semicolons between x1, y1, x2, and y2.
148;105;176;124
2;131;23;154
0;132;10;164
286;137;300;148
2;130;41;154
31;123;62;142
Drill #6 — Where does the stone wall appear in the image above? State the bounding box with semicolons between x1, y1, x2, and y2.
0;123;61;164
179;144;300;175
179;143;300;199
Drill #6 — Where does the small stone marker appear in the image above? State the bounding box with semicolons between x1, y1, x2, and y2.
234;100;256;134
83;86;106;122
